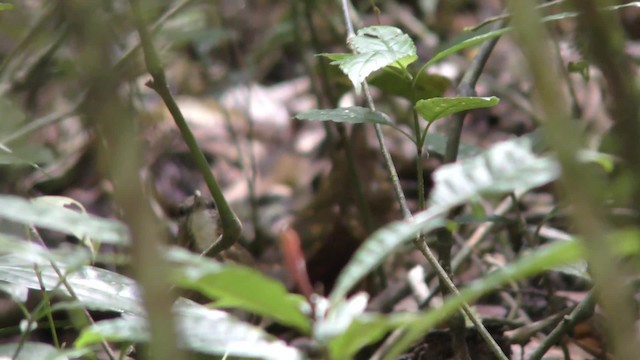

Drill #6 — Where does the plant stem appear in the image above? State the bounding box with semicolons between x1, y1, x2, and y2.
528;292;596;360
508;1;640;358
339;2;508;359
66;2;183;359
131;0;242;256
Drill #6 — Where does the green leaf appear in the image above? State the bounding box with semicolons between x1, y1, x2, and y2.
568;60;590;81
76;299;303;360
427;28;510;68
415;96;500;123
322;26;416;91
423;132;482;159
383;240;585;360
331;136;561;304
329;214;445;303
608;1;640;10
0;3;14;11
328;313;415;360
0;342;69;360
577;149;615;173
0;195;130;245
368;70;451;101
314;293;369;342
0;257;143;315
0;234;92;267
427;136;559;209
167;248;310;333
0;142;54;166
294;107;411;139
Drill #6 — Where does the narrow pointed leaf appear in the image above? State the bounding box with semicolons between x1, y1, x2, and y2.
415;96;500;123
295;107;403;133
167;248;310;333
382;240;584;360
329;214;445;303
426;28;510;68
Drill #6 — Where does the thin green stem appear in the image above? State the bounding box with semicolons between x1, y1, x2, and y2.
34;267;60;349
528;293;596;360
131;0;241;255
339;2;507;359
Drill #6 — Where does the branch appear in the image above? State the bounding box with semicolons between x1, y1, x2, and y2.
130;0;242;256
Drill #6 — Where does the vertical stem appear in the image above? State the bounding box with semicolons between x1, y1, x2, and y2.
68;2;184;359
507;1;640;358
130;0;242;256
338;2;508;359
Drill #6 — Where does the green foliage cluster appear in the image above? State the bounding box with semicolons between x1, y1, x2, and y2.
1;1;639;359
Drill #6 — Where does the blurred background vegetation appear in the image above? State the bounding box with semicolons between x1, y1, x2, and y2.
1;0;640;359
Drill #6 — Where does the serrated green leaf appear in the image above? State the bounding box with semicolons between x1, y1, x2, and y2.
383;240;585;360
415;96;500;123
76;299;303;360
167;248;310;333
0;195;129;245
327;26;416;90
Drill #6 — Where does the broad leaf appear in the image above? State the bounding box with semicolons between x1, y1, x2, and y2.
167;247;310;333
382;239;584;359
76;299;303;360
0;257;142;315
368;70;451;101
0;235;92;267
423;132;481;159
415;96;500;123
0;342;73;360
322;26;416;91
0;195;130;245
426;136;559;209
331;136;560;304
